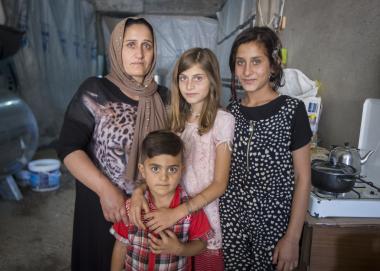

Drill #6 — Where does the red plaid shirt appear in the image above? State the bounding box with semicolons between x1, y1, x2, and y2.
111;185;212;271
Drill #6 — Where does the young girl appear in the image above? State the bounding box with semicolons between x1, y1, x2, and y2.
130;48;235;270
219;27;312;271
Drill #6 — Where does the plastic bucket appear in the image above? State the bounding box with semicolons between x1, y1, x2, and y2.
28;159;61;192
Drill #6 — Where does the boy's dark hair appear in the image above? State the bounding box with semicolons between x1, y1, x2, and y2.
141;130;184;162
229;26;284;100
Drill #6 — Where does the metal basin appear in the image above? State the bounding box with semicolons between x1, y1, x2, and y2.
0;91;38;177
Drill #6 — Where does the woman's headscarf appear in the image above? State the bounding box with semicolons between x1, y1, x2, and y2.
106;17;168;184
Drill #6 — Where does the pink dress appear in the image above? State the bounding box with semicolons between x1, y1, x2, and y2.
180;109;235;250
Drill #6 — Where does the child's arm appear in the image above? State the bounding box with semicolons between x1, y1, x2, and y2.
64;150;128;224
129;183;149;229
272;144;311;271
149;230;206;256
144;143;232;233
111;240;127;271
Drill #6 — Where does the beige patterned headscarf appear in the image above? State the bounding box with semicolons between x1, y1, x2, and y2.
106;17;168;184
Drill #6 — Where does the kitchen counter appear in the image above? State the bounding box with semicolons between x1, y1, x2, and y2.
305;213;380;226
299;214;380;271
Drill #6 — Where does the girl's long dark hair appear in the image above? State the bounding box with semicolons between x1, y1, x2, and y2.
229;26;284;100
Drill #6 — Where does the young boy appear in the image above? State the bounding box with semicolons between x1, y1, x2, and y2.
110;130;212;271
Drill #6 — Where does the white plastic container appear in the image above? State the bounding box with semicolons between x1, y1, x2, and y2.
28;159;61;192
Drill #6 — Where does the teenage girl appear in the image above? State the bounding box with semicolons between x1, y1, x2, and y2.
219;26;312;271
130;48;235;270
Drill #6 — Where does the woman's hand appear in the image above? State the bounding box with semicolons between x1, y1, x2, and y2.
149;230;184;255
98;181;128;224
63;150;128;224
129;187;149;229
144;208;181;233
272;235;299;271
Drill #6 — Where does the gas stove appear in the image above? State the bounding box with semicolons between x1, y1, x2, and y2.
308;177;380;218
308;98;380;218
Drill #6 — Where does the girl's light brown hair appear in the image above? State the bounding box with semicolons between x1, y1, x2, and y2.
170;48;221;135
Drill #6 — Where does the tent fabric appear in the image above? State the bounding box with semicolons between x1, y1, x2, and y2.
3;0;97;145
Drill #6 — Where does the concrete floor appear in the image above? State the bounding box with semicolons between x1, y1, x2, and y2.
0;150;74;271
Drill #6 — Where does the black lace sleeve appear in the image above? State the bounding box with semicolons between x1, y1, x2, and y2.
56;78;98;161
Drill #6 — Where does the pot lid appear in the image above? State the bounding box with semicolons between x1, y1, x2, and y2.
312;160;357;176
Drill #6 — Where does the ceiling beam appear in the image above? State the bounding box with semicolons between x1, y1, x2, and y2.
90;0;225;18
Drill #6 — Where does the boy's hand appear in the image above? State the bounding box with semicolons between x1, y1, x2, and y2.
149;230;184;255
144;208;180;233
129;187;149;229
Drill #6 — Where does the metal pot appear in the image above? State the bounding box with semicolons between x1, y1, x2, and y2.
311;159;359;193
329;143;374;174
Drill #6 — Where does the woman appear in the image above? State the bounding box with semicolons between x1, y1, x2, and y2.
57;17;167;271
219;26;312;271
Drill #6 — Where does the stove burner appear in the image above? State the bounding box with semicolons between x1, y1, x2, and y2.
313;188;360;199
315;188;332;195
361;189;380;199
356;177;380;192
315;188;345;197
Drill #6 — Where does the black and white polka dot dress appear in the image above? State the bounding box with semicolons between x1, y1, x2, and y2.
219;95;312;270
